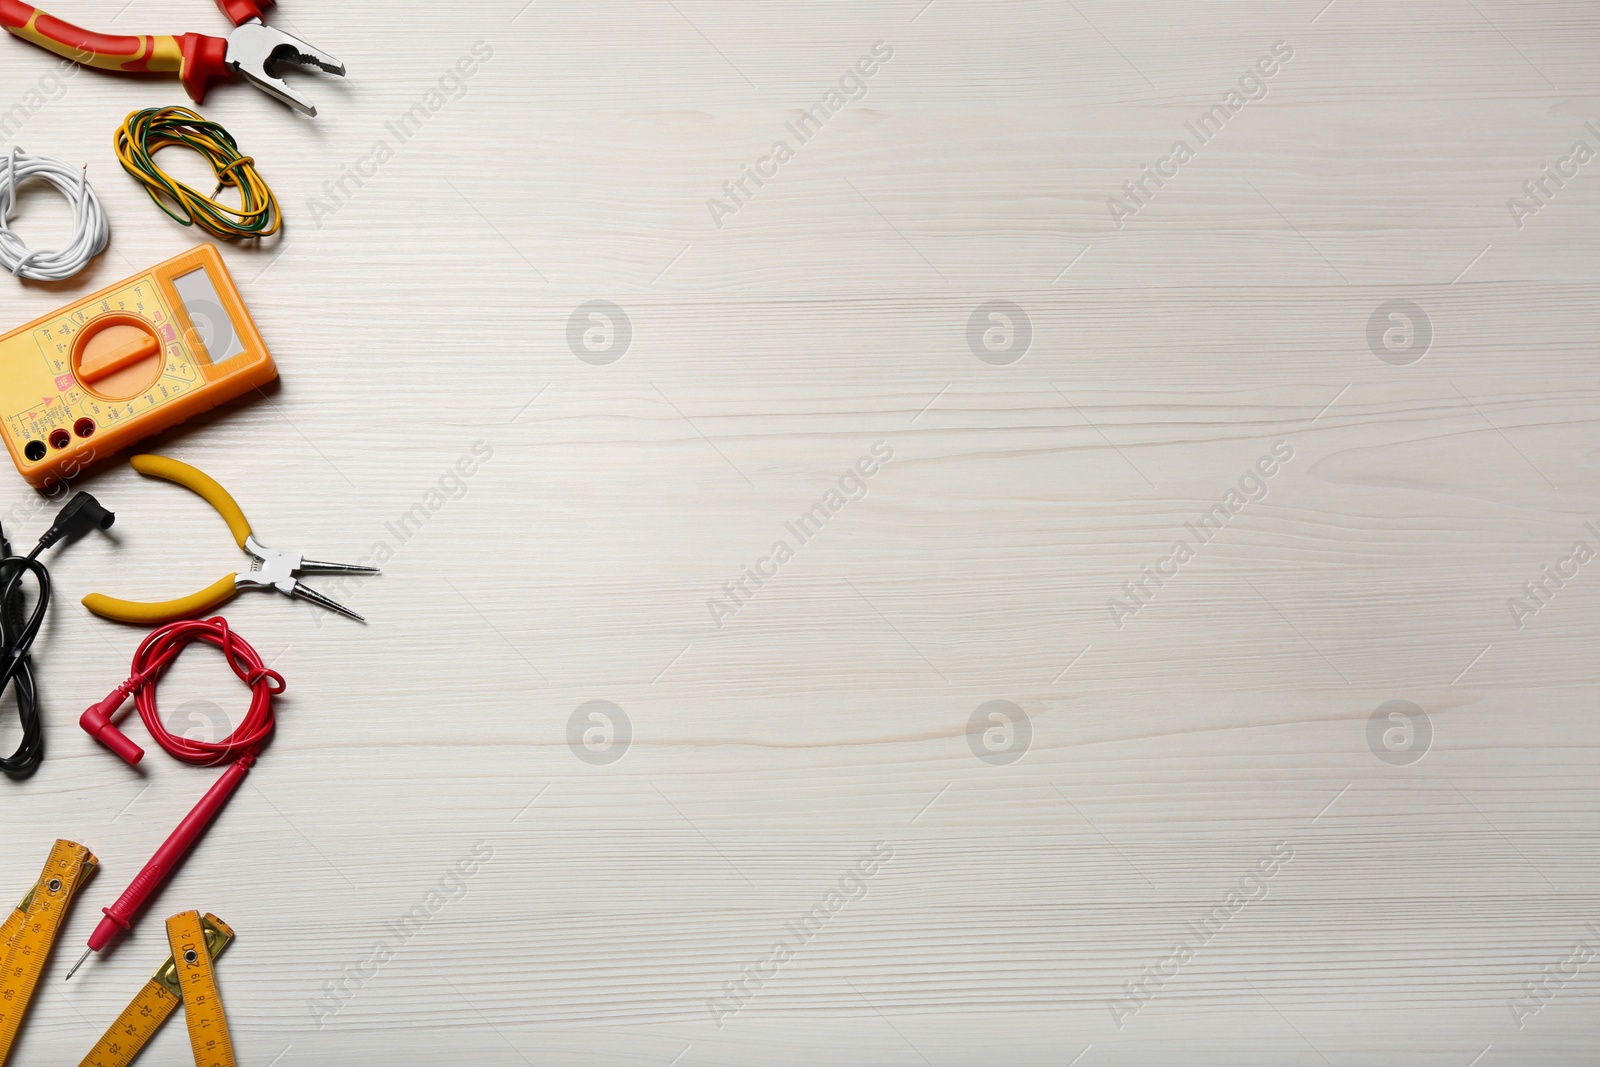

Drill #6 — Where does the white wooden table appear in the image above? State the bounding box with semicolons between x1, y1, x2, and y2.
1;1;1597;1063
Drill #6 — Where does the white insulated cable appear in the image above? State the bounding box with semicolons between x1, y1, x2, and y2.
0;148;109;282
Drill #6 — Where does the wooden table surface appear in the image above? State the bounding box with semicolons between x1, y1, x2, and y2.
1;1;1597;1063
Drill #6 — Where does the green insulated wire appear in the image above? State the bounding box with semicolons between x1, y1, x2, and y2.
115;106;281;239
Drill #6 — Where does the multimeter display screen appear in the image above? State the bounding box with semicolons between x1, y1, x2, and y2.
172;267;247;365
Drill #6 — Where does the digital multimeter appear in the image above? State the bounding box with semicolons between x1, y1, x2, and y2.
0;245;276;488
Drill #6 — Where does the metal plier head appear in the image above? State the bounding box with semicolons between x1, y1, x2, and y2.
224;18;344;117
241;534;375;620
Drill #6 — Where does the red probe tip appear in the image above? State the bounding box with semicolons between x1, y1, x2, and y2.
63;947;91;981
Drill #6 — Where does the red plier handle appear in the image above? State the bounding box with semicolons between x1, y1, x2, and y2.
215;0;273;27
0;0;340;113
0;0;230;102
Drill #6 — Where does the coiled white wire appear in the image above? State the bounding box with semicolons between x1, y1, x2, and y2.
0;148;109;282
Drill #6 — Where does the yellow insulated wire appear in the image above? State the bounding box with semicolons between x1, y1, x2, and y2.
114;106;280;240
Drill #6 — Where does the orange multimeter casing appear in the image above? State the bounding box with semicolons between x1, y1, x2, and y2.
0;244;277;488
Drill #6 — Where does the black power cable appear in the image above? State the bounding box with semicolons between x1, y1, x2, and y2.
0;493;115;778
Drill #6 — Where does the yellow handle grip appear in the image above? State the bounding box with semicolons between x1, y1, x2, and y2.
82;574;237;625
131;454;253;550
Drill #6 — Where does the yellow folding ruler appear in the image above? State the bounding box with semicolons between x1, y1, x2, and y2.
0;839;98;1066
79;911;235;1067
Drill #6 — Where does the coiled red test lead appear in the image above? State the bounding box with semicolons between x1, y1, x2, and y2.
66;617;283;980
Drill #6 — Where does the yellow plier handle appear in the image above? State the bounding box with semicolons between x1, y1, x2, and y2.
82;575;239;625
81;455;253;625
130;454;254;549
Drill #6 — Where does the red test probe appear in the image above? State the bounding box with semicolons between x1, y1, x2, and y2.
67;617;283;980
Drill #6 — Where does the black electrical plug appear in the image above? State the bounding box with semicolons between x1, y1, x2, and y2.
0;492;117;778
36;493;115;552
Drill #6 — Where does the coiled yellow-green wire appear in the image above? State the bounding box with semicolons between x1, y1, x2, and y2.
114;106;280;239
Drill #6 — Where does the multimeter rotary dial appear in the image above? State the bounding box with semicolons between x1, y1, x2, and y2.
70;313;165;402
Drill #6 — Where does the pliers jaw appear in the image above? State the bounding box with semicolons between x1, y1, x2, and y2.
224;19;344;116
241;535;376;622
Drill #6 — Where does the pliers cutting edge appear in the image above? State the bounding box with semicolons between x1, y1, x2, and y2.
82;455;378;626
0;0;343;115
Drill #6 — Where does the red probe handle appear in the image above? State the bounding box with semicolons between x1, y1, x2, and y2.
0;1;230;103
215;0;271;26
87;756;253;953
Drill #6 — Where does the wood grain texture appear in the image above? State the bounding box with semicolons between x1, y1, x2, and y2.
1;0;1598;1063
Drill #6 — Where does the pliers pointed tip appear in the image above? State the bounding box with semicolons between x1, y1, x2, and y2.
291;581;364;623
